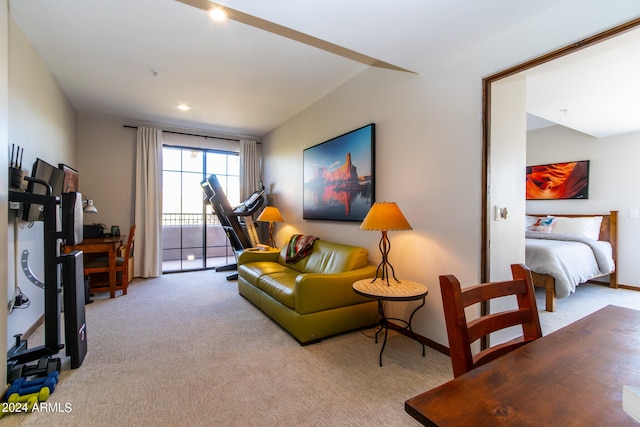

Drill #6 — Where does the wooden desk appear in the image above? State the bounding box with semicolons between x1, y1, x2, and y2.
63;235;123;298
405;305;640;426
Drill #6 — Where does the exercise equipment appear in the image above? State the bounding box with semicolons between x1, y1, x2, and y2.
6;371;58;397
7;188;88;381
8;387;50;403
1;369;59;419
7;386;50;410
8;356;61;384
201;175;265;280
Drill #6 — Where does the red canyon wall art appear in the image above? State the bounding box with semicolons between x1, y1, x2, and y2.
526;160;590;200
303;124;375;221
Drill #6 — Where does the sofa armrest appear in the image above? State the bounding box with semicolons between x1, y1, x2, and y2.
294;265;378;314
238;248;280;265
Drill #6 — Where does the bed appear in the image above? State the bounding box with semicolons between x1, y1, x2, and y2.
525;211;618;312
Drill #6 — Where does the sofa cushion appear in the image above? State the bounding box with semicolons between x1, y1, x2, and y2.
277;247;311;272
238;261;292;284
237;238;379;344
258;271;298;309
300;240;369;274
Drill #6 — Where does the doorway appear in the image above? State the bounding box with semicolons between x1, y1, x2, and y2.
482;17;640;284
162;146;240;273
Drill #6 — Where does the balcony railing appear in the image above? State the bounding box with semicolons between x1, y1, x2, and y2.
162;212;220;226
161;213;233;269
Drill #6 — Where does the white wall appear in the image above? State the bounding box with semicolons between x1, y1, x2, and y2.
527;125;640;287
260;7;640;347
489;75;527;280
5;0;638;354
77;115;136;237
1;0;9;382
262;69;484;347
487;75;528;345
76;116;244;278
76;115;244;241
6;18;77;348
76;116;244;228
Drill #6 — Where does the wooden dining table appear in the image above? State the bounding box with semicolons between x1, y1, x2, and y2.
405;305;640;426
63;235;123;299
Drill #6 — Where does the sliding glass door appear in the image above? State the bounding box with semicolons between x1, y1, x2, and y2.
162;146;239;273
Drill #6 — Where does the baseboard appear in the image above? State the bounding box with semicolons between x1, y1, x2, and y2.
589;280;640;291
19;314;45;341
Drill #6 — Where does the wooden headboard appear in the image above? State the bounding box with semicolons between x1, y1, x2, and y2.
527;210;618;288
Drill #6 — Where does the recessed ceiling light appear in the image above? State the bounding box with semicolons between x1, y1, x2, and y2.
177;104;190;111
208;7;227;21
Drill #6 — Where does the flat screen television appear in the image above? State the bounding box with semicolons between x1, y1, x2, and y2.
22;158;65;221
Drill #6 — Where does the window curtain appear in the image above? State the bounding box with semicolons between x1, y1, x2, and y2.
134;127;163;278
239;140;262;200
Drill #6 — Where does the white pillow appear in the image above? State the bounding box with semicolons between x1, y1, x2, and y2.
525;215;538;230
552;216;603;240
527;217;556;233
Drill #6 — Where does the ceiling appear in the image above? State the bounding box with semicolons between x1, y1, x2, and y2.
8;0;640;138
524;26;640;138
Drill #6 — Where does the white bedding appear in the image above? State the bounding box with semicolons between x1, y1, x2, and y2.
525;232;615;299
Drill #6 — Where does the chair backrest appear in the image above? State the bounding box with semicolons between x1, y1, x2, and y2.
439;263;542;378
123;224;135;260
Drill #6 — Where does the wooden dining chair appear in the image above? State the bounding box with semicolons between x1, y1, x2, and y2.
84;224;135;298
439;263;542;378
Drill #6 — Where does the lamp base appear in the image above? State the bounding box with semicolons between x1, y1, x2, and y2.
372;231;401;286
267;222;276;248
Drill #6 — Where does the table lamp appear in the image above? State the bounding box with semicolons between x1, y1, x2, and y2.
257;206;284;247
359;201;412;285
83;196;98;213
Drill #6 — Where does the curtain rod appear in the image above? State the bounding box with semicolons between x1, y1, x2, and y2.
123;125;258;143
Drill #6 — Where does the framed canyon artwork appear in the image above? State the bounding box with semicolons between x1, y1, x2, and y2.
59;163;79;193
526;160;590;200
303;124;375;221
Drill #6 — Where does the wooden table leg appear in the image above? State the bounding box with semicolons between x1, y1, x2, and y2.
108;247;116;298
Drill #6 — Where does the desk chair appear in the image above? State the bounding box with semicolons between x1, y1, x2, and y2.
84;225;135;298
439;263;542;378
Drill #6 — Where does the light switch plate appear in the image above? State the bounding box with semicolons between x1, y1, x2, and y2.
495;206;508;221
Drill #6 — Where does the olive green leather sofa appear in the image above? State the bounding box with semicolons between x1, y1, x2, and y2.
237;240;378;344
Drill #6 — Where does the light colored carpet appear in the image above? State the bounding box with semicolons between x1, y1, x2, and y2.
3;270;452;426
4;272;640;426
537;281;640;335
